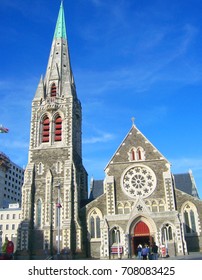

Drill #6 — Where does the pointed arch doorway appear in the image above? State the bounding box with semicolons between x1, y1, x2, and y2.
132;221;153;255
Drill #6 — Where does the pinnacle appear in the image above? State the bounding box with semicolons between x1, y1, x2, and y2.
54;1;67;39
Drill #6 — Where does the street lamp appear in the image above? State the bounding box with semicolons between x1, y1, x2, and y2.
55;183;62;258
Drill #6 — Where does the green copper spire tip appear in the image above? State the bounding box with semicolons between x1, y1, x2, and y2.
54;1;67;39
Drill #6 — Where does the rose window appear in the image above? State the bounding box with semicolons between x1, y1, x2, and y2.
121;165;156;198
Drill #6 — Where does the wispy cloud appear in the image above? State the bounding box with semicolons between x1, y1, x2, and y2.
83;131;114;144
1;140;29;150
171;157;202;173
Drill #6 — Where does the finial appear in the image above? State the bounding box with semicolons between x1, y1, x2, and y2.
131;117;135;126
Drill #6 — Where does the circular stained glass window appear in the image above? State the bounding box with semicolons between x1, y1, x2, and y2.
121;165;156;198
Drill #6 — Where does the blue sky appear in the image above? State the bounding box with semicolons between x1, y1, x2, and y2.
0;0;202;197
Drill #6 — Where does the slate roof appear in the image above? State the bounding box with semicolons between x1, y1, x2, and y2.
88;171;200;202
89;179;104;200
173;171;200;199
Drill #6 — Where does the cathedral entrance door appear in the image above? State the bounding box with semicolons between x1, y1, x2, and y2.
132;221;153;255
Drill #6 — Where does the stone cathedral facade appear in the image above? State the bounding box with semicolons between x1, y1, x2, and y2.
85;125;202;259
18;3;202;258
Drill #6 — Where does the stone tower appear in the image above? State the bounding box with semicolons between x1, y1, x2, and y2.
18;2;88;256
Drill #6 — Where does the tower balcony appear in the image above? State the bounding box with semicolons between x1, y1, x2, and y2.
43;96;62;111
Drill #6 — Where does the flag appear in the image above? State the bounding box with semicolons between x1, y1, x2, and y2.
0;125;9;133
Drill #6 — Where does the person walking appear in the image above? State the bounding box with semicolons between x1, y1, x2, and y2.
1;237;8;255
137;244;142;259
141;244;148;260
6;239;14;259
152;242;159;260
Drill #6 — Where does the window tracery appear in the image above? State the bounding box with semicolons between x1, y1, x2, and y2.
111;227;120;244
88;209;102;239
182;203;198;234
161;223;173;244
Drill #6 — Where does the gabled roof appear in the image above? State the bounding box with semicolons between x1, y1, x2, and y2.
89;171;200;202
105;123;169;171
89;179;104;200
173;170;200;199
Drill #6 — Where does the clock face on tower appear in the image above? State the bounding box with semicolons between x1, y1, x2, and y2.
121;164;157;198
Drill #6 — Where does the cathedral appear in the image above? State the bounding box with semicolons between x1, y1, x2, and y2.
17;2;202;259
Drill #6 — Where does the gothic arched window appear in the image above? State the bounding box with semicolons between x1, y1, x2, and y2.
51;83;57;97
131;148;136;160
183;203;198;234
161;224;173;244
54;115;62;141
137;148;142;160
88;209;102;239
112;227;120;244
42;116;50;143
137;147;145;160
90;216;95;238
129;146;145;161
96;216;101;238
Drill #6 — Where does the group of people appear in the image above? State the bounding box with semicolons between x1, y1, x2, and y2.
137;242;158;260
0;237;14;260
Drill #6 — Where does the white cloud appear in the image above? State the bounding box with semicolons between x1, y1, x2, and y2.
83;132;114;144
171;157;202;173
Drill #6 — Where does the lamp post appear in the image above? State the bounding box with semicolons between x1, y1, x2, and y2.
55;183;62;259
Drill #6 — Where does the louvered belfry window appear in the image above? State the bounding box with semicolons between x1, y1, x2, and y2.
54;116;62;141
42;116;50;142
51;83;57;97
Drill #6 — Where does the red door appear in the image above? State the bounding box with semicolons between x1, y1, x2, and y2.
133;221;151;255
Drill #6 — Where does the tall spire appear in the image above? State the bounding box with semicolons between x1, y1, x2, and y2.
54;1;67;39
34;1;76;100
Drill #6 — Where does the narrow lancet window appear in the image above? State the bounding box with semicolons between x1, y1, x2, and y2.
42;116;50;143
51;83;57;97
54;116;62;141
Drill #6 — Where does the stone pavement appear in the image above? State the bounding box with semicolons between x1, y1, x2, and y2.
159;252;202;260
